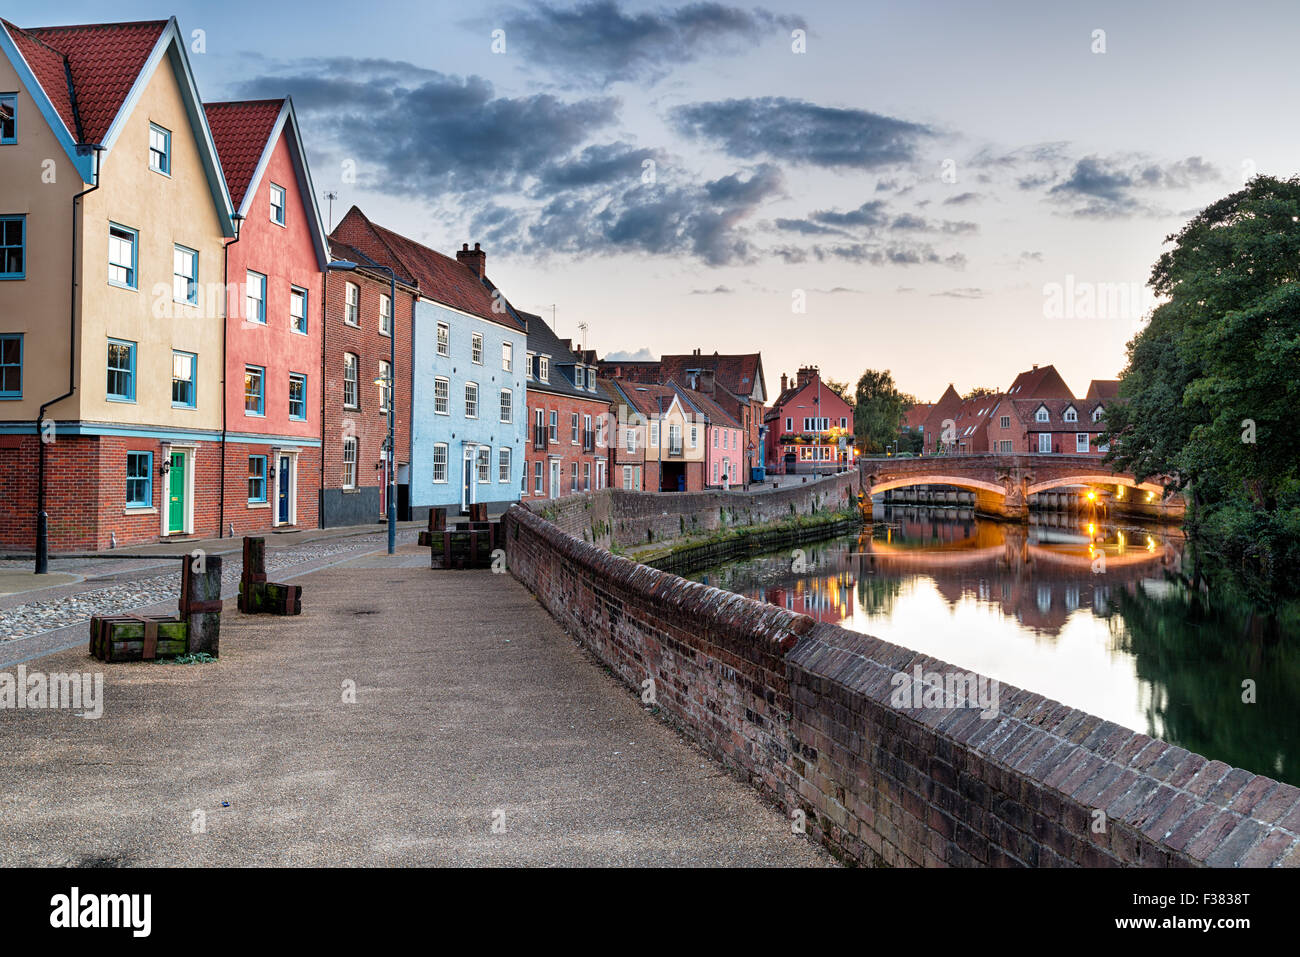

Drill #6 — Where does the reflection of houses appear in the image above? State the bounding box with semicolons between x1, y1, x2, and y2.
764;366;855;472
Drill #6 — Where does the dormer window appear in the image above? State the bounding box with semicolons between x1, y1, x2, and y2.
1035;407;1049;423
538;356;549;382
1063;406;1077;423
526;353;535;378
1092;405;1104;423
575;366;584;389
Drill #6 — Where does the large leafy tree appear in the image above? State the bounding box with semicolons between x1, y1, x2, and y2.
1105;175;1300;511
853;369;913;453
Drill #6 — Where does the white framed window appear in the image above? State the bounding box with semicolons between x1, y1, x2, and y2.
575;367;584;389
1000;415;1010;429
623;465;634;489
1035;407;1049;423
498;447;511;483
649;422;659;446
690;425;698;448
269;183;286;225
436;322;449;356
999;439;1013;453
1092;405;1105;423
108;224;137;288
571;413;579;444
343;353;359;408
344;282;359;325
148;124;170;174
432;443;448;483
500;388;512;423
502;341;513;372
534;461;544;494
290;286;308;334
1038;432;1052;453
538;356;549;382
625;424;638;454
434;376;449;414
342;437;358;488
1076;432;1090;453
526;353;535;378
471;332;483;364
173;245;198;304
785;417;792;431
379;294;392;335
378;359;391;412
1064;406;1078;423
465;382;479;418
583;461;591;491
548;410;558;442
477;446;490;483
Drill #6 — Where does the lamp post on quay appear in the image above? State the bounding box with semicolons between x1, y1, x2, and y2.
327;259;397;555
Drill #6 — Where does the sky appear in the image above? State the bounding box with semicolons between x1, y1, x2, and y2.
11;0;1300;401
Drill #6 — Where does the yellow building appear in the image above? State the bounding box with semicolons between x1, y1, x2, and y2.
0;18;235;550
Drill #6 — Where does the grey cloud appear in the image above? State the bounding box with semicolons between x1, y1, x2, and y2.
942;191;980;205
604;347;658;361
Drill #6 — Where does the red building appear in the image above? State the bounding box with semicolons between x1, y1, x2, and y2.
322;210;418;527
765;366;855;472
519;311;611;499
924;364;1075;455
205;97;328;535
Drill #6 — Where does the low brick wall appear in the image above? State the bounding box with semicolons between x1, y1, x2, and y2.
504;504;1300;867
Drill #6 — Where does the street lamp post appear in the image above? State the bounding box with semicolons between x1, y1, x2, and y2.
328;260;397;555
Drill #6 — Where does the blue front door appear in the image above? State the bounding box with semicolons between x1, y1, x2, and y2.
278;454;291;524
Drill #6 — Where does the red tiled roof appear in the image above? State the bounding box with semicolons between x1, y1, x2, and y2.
331;206;522;331
660;352;764;400
902;403;930;430
1010;398;1102;432
619;382;679;419
1086;379;1120;403
204;99;283;209
1005;364;1072;399
4;19;168;144
681;387;741;429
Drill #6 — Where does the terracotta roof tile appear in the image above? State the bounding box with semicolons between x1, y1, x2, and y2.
203;99;283;209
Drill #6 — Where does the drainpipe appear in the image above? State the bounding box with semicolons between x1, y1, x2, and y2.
36;145;102;574
318;264;326;528
218;214;244;539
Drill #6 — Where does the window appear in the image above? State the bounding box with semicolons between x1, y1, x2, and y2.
502;342;513;371
269;183;286;225
173;245;198;304
290;287;308;334
1064;407;1078;423
378;293;392;335
500;388;512;423
0;333;21;398
244;365;265;415
465;382;479;418
289;373;307;420
498;447;511;483
1038;432;1052;453
126;452;152;507
436;322;449;356
0;93;14;144
0;215;23;278
471;333;483;364
476;447;490;483
690;425;698;448
108;224;137;288
669;424;682;454
432;443;448;483
342;438;358;488
583;413;592;451
649;422;659;446
574;367;584;390
526;354;535;378
1076;432;1090;453
171;351;196;408
248;456;268;503
1035;407;1050;423
623;466;634;490
714;431;719;448
538;356;549;382
713;462;719;483
548;410;558;442
534;408;546;448
570;462;579;492
378;360;391;412
998;439;1013;453
521;469;528;496
785;417;792;432
1092;405;1105;423
343;354;358;409
1000;415;1010;430
534;461;544;494
434;377;449;414
571;413;579;444
106;339;135;401
583;462;591;491
625;423;638;453
246;270;267;323
148;124;170;174
341;282;360;325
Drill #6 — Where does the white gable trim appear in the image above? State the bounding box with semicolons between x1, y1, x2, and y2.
0;21;95;182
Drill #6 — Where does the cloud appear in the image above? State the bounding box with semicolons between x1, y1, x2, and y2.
604;347;658;361
930;287;985;298
1041;154;1223;218
490;1;805;85
690;284;736;294
671;97;934;169
942;191;980;205
532;142;664;196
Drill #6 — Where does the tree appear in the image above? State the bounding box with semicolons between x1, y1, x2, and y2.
853;369;912;453
962;386;998;401
823;378;851;401
1105;175;1300;596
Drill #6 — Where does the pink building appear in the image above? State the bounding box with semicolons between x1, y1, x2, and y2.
205;97;329;534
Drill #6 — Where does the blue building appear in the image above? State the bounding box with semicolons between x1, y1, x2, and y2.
339;212;527;516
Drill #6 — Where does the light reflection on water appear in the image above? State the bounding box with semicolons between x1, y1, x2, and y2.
689;505;1300;785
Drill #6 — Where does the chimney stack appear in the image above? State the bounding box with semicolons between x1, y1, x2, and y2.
457;242;486;277
780;373;788;392
796;365;819;389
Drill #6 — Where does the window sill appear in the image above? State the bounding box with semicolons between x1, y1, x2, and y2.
108;281;137;292
124;506;157;515
247;501;270;509
172;404;196;410
291;329;309;337
0;275;25;281
107;396;136;404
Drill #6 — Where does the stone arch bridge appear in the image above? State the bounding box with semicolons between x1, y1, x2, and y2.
859;453;1182;521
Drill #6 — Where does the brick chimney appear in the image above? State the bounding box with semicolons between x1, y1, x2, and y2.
697;368;716;396
457;242;486;277
780;373;788;392
796;365;819;389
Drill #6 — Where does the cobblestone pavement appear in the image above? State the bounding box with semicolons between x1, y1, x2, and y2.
0;529;420;643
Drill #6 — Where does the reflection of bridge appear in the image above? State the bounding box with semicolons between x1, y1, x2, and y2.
859;453;1182;522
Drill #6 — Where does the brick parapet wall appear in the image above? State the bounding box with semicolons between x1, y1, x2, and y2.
503;504;1300;867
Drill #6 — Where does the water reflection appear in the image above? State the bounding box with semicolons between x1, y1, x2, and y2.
690;505;1300;785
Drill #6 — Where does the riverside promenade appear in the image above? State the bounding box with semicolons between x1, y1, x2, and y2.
0;545;831;867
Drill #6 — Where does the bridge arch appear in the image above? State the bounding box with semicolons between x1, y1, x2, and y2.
1025;474;1164;497
868;474;1007;498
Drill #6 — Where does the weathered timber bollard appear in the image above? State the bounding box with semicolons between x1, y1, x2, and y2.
418;508;448;547
180;555;223;656
237;536;302;615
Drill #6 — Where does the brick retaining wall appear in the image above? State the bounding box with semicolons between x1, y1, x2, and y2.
503;504;1300;867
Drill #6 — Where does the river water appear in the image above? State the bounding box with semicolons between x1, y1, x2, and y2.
687;504;1300;786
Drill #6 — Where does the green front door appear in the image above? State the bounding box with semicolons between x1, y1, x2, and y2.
168;451;185;533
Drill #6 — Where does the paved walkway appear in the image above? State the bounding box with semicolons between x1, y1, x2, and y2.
0;545;832;866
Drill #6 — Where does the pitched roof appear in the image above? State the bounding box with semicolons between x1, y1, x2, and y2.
1005;364;1072;399
330;206;524;331
2;18;167;144
902;403;931;430
203;98;283;208
1010;398;1102;432
518;311;608;402
619;382;681;419
1085;379;1120;403
660;352;765;402
681;386;741;429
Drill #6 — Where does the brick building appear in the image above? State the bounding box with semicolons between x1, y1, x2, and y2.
764;366;855;472
599;377;645;490
520;311;611;499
